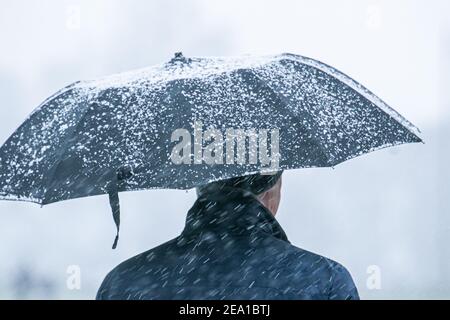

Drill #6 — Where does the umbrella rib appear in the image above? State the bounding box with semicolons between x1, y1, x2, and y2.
40;99;94;204
0;83;87;205
281;54;422;140
245;68;332;167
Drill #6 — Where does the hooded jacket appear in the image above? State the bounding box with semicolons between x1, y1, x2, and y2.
97;188;359;300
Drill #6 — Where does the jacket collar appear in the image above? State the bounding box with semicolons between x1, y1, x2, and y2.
182;187;289;243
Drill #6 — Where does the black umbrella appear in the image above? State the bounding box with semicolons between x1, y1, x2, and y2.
0;52;422;248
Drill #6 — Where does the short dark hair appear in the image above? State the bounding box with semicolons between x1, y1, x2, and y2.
197;171;283;197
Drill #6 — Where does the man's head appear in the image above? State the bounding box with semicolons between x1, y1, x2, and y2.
196;171;283;216
256;174;282;216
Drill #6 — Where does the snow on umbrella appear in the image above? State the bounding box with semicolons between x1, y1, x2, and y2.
0;52;422;248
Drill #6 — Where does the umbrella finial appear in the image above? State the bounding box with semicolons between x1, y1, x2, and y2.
170;52;191;64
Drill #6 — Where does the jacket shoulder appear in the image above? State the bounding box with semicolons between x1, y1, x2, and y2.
96;238;178;300
281;243;359;300
324;258;359;300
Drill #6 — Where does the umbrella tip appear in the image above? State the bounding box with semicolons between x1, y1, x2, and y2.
170;52;191;64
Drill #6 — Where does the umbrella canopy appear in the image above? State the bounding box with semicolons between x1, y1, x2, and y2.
0;52;422;247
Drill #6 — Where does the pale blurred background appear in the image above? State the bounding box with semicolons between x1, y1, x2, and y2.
0;0;448;299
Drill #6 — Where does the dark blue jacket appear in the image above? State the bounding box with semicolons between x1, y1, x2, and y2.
97;189;359;300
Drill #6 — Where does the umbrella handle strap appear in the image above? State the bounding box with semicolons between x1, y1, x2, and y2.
108;190;120;249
